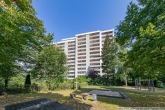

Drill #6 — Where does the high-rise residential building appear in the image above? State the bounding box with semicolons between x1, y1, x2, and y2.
55;29;114;79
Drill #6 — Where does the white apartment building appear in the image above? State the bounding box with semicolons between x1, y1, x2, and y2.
55;29;114;79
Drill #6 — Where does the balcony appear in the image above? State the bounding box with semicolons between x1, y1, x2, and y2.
78;38;86;43
78;64;86;66
90;48;100;52
90;36;100;40
78;46;86;49
89;32;100;37
78;72;86;74
77;35;86;39
68;48;75;50
78;42;86;46
77;60;86;64
77;69;86;72
78;53;86;56
90;63;100;67
90;44;100;47
90;40;100;44
68;58;75;61
68;51;75;55
90;52;100;55
78;57;86;59
102;31;113;35
77;59;86;62
78;49;86;52
90;59;100;62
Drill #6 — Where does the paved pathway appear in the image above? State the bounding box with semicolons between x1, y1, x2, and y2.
122;86;165;94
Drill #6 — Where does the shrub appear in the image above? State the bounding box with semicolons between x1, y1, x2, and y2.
24;74;31;91
156;81;164;88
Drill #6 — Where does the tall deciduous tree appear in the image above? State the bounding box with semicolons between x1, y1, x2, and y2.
102;35;117;76
116;0;165;79
32;45;67;85
0;0;53;88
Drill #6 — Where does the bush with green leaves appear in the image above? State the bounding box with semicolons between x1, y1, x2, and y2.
156;81;164;88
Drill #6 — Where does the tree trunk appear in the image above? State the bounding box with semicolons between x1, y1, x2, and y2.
124;72;127;86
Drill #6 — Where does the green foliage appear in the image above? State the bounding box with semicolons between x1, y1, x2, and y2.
116;0;165;79
31;44;67;85
0;0;53;87
102;36;117;75
156;81;164;88
9;74;25;86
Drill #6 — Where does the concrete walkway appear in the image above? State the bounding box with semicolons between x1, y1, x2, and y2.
122;86;165;94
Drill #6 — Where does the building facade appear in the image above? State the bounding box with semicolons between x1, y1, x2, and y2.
55;29;114;79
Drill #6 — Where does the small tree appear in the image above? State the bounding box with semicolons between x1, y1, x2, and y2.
88;69;99;80
24;74;31;91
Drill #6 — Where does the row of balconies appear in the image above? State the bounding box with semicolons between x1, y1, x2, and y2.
68;58;75;60
90;48;100;51
90;52;100;54
78;49;86;52
78;53;86;56
78;42;86;45
90;55;100;58
77;35;86;39
90;59;100;62
68;55;75;57
68;51;75;54
78;72;86;74
90;44;100;47
68;44;75;47
78;57;86;59
78;45;86;48
78;60;86;63
78;64;86;66
78;68;86;70
90;62;100;65
68;41;75;44
90;36;99;40
90;40;100;43
68;48;75;51
101;31;113;35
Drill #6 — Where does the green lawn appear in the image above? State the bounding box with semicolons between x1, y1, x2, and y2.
0;86;165;110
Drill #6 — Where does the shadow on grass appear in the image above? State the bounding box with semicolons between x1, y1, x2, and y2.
0;92;93;110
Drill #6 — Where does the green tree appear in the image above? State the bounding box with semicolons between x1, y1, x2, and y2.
24;74;31;91
116;48;132;86
116;0;165;79
32;45;67;86
0;0;53;88
102;36;117;76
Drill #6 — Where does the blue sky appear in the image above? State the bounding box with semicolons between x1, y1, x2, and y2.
32;0;135;42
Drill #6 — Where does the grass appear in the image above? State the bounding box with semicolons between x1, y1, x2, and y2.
0;86;165;110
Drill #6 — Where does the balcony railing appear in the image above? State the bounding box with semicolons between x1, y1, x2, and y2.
90;59;100;62
90;36;100;40
102;31;113;35
78;64;86;66
77;35;86;40
78;53;86;56
78;57;86;59
78;46;86;49
78;42;86;45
